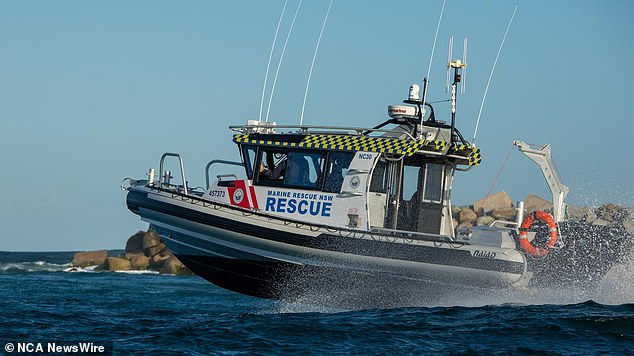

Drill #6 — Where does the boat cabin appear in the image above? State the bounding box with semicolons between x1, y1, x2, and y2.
203;114;480;239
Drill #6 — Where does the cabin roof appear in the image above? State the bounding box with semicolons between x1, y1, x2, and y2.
233;133;481;166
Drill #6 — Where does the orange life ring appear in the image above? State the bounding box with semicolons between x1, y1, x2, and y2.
518;211;558;257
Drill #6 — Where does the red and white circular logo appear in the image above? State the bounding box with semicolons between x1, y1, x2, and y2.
233;188;244;203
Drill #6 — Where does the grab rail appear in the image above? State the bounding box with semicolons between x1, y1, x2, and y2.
205;160;244;189
229;123;416;141
159;153;188;195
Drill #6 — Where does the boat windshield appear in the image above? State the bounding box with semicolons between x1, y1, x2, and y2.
253;148;326;190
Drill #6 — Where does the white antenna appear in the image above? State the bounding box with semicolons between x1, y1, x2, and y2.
461;37;468;94
300;0;333;126
258;0;289;122
421;0;447;106
265;0;303;123
472;3;519;144
446;36;453;93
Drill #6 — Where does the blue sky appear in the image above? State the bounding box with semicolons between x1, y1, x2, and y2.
1;0;632;251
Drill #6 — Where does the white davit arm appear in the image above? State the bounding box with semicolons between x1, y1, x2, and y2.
514;141;569;223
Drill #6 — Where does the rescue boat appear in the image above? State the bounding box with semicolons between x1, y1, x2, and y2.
122;57;569;306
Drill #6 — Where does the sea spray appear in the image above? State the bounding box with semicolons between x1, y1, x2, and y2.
594;250;634;305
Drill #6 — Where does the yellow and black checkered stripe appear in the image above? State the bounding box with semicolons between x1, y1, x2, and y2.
420;140;448;151
468;151;482;166
233;134;429;156
233;134;481;164
446;143;481;166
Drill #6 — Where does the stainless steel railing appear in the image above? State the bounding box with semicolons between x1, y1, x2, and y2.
205;160;244;189
159;153;188;195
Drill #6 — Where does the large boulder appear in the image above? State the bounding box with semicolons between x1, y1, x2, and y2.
459;208;477;224
145;242;167;258
457;221;473;230
525;194;553;213
104;257;132;271
126;253;150;270
160;256;192;275
451;205;464;219
491;207;516;221
567;205;597;224
143;230;165;257
596;203;627;223
592;218;609;226
72;250;108;267
143;230;162;250
474;191;512;214
150;254;171;269
477;216;495;226
125;231;145;254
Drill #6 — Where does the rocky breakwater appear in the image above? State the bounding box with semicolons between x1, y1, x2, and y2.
71;230;192;275
452;191;558;230
453;191;634;234
453;191;634;286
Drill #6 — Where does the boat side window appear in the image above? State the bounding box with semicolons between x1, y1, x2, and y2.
401;165;419;201
422;163;444;203
283;151;325;189
369;158;388;193
241;145;257;179
396;164;420;231
324;151;354;193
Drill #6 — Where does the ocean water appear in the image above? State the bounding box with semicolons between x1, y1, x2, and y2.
0;252;633;355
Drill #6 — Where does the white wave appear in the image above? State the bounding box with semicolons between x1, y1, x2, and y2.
63;265;100;273
0;260;167;276
114;270;160;275
0;261;71;273
64;265;161;275
0;263;28;272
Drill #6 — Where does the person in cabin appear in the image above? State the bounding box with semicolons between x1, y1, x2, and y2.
260;158;287;179
284;154;311;187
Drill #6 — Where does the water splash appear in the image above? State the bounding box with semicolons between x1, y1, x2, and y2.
594;250;634;305
269;223;634;311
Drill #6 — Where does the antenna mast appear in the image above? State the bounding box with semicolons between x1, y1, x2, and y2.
265;0;303;123
258;0;289;122
447;41;467;144
420;0;447;108
472;3;519;144
300;0;334;126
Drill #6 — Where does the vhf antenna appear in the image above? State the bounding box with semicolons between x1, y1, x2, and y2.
446;36;468;143
445;36;467;93
265;0;303;123
258;0;289;122
300;0;334;126
462;37;468;94
472;3;519;145
420;0;447;111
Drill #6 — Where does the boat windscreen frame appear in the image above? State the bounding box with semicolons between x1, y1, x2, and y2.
403;155;451;206
375;152;453;233
239;144;258;180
